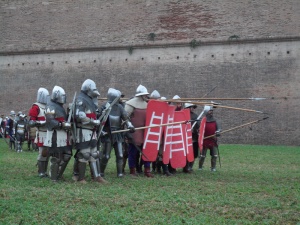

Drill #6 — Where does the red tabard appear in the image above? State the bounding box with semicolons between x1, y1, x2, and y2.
130;108;146;146
203;121;218;148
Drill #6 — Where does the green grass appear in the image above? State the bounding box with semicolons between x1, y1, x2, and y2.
0;139;299;225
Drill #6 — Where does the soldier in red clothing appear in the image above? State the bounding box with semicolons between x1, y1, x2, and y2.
28;88;50;177
199;106;221;172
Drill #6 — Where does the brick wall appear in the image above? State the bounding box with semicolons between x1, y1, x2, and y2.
0;0;300;145
1;0;299;52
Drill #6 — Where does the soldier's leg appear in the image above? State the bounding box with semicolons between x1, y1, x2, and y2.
189;141;199;171
49;153;61;182
72;150;80;181
128;143;138;176
76;148;91;183
57;149;72;180
122;142;128;174
37;146;49;178
199;148;208;170
210;146;218;172
114;142;124;178
90;147;107;184
99;139;112;177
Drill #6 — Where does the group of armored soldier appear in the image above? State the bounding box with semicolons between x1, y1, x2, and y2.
1;79;221;184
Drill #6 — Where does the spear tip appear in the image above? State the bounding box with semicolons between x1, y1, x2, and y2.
251;97;267;100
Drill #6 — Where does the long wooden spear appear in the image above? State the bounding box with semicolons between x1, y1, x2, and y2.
174;97;266;101
159;99;266;114
204;117;269;139
111;120;191;134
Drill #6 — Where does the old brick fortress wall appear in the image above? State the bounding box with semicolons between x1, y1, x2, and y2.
1;0;300;146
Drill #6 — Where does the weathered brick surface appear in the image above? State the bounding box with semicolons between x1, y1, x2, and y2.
0;41;299;145
0;0;300;52
0;1;300;146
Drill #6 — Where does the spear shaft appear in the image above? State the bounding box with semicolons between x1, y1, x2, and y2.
160;99;265;114
111;120;190;134
175;97;266;101
204;117;269;139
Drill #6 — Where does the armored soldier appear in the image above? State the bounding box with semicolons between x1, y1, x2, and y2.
44;86;72;182
183;102;199;173
14;113;27;152
28;88;50;177
173;95;183;111
125;84;154;177
199;106;221;172
73;79;106;184
6;111;16;150
99;88;134;178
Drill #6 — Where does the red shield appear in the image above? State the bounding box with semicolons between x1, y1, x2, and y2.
198;117;207;154
183;109;194;162
142;100;169;161
162;105;176;165
169;111;187;169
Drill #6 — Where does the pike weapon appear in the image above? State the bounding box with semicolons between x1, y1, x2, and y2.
174;97;267;101
97;96;121;141
201;85;218;98
161;99;267;114
111;120;193;134
68;92;77;143
204;117;269;139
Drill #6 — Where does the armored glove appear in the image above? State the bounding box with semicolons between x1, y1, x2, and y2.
215;130;221;137
126;121;135;133
90;118;100;126
61;122;71;130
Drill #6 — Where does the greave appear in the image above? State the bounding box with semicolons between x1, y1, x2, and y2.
90;161;101;178
188;161;194;170
78;161;87;181
199;157;205;168
37;161;48;177
73;159;79;176
99;159;107;176
211;157;217;169
116;160;123;177
49;158;59;181
57;160;70;180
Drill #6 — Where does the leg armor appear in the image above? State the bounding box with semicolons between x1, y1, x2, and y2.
77;161;87;182
99;140;112;176
199;148;208;170
57;150;72;180
162;163;172;176
37;147;49;177
90;161;107;184
49;155;61;182
210;146;218;171
113;141;124;177
122;141;128;173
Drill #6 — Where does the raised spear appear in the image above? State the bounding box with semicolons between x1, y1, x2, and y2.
204;117;269;139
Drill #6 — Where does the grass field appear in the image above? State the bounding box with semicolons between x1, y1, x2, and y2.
0;139;299;225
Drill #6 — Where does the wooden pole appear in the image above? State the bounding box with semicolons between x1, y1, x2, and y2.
204;117;269;139
111;120;189;134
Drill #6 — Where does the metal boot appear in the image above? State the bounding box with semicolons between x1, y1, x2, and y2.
90;161;108;184
49;157;59;182
77;161;87;183
199;157;205;170
211;157;217;172
37;161;48;178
